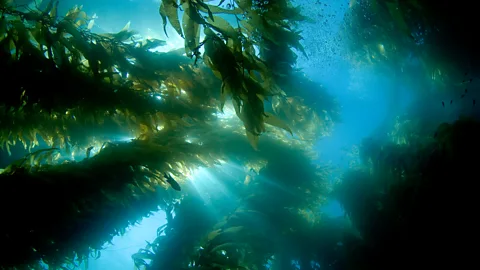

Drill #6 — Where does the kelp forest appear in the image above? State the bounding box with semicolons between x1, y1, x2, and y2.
0;0;478;269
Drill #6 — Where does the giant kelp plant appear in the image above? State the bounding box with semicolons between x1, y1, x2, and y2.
0;0;338;269
132;131;333;269
342;0;480;150
328;2;480;270
334;117;480;270
344;0;480;90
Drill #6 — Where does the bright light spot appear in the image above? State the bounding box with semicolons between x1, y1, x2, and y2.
89;148;98;156
378;43;385;55
254;45;260;57
156;125;164;131
185;139;192;143
216;104;236;119
150;93;162;101
117;136;136;142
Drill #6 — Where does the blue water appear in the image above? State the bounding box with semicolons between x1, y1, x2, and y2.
321;199;344;218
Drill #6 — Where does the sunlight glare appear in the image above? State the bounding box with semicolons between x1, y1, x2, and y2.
187;163;242;202
215;104;236;119
117;136;136;142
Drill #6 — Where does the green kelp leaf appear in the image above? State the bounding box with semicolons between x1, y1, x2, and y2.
264;112;293;135
160;0;183;38
182;0;201;57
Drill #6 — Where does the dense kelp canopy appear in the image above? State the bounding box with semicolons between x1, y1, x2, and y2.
133;131;333;269
2;0;480;269
344;0;479;79
331;1;480;270
0;0;339;269
343;0;480;122
0;0;338;154
341;0;480;148
334;117;480;270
